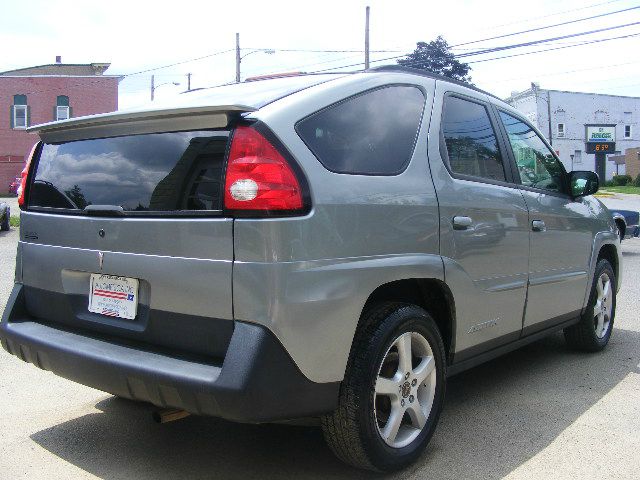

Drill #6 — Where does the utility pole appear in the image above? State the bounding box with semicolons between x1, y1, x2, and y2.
187;73;192;91
547;90;553;147
236;32;241;83
364;6;370;70
150;74;155;101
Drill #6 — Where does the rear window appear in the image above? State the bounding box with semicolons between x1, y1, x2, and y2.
29;130;229;212
296;86;425;175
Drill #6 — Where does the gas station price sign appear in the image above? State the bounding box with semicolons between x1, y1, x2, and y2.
585;125;615;154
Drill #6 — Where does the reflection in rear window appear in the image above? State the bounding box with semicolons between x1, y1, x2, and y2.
30;131;229;212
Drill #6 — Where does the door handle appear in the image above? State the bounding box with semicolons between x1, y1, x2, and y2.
532;220;546;232
453;216;473;230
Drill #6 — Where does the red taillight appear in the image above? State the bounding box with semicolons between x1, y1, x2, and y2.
224;126;304;212
18;143;38;209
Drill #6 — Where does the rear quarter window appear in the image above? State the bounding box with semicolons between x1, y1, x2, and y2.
295;85;425;175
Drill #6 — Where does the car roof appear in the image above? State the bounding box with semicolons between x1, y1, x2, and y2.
29;66;509;138
368;65;502;101
28;74;347;135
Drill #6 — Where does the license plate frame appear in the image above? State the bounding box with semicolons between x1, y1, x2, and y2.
88;274;139;320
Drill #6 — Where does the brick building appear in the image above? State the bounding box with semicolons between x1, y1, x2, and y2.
615;147;640;180
0;58;120;191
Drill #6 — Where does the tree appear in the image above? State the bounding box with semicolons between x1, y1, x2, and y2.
398;36;472;84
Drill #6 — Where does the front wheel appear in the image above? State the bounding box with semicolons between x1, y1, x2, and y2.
321;303;446;472
564;259;616;351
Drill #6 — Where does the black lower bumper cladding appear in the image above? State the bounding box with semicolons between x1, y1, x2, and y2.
0;284;339;423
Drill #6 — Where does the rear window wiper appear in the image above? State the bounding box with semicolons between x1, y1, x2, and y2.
83;205;125;216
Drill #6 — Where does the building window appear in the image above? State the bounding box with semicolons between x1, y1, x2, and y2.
56;106;69;121
574;150;582;164
55;95;70;121
624;125;632;138
11;94;28;130
13;105;27;129
557;123;565;138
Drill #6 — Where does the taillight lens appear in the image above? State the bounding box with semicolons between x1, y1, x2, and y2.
18;142;38;209
224;126;304;212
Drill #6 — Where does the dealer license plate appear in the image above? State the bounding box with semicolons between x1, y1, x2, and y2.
88;274;139;320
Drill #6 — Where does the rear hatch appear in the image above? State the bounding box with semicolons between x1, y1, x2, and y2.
20;108;241;361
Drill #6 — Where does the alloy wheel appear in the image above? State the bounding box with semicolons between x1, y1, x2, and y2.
594;272;613;339
374;331;437;448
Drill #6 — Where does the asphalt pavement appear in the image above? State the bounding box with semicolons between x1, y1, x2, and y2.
0;201;638;479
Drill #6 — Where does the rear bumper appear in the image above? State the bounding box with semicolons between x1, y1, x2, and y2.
1;284;339;423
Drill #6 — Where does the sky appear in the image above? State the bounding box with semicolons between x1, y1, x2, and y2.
2;0;640;109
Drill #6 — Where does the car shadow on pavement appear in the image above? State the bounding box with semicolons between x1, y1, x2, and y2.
30;329;640;480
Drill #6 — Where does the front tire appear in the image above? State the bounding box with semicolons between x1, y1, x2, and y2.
321;303;446;472
564;259;616;351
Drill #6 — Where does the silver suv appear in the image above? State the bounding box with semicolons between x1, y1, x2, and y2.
1;66;621;471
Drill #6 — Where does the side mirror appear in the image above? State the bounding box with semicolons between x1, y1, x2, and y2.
569;170;599;198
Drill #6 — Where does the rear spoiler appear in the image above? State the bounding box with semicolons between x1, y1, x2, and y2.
28;104;256;143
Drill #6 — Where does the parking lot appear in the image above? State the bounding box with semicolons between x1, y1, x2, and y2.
0;200;638;479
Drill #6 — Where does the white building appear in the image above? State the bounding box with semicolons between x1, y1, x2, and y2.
505;84;640;180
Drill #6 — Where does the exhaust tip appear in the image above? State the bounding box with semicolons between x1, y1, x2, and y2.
152;408;190;424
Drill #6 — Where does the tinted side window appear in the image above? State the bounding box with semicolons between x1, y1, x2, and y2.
499;111;565;193
441;96;505;182
296;86;425;175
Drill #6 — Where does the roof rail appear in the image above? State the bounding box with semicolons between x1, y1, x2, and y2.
367;65;501;101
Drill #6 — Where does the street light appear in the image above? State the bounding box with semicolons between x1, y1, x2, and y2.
236;49;276;83
235;33;276;82
150;74;181;101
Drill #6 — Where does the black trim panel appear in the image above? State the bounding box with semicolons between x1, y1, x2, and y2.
23;285;234;361
448;314;581;377
521;309;581;337
453;331;521;364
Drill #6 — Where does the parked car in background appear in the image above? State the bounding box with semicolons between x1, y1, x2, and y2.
0;66;622;472
8;177;20;196
611;209;640;241
0;202;9;231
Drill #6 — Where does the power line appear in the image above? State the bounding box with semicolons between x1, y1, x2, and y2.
243;48;402;53
122;49;235;77
466;31;640;64
451;5;640;47
491;59;640;83
478;0;625;31
302;20;640;74
242;53;363;78
388;31;640;71
454;21;640;58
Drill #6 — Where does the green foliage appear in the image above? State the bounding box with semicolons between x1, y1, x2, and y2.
612;174;632;186
599;185;640;194
634;174;640;187
9;216;20;227
398;36;473;84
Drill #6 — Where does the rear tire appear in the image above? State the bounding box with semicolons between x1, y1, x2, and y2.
321;303;446;472
564;259;615;352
